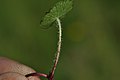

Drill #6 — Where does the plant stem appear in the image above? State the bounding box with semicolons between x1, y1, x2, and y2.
25;73;48;78
48;18;62;80
25;18;62;80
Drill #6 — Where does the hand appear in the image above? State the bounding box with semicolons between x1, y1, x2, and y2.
0;57;40;80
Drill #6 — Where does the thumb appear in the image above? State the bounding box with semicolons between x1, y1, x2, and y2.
0;57;40;80
0;72;28;80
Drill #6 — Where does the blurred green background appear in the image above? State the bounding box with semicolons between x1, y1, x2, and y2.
0;0;120;80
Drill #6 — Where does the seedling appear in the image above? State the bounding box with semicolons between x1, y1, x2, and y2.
25;0;73;80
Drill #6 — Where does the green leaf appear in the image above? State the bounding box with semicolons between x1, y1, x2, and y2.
40;0;73;28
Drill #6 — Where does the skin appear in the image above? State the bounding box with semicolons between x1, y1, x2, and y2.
0;57;40;80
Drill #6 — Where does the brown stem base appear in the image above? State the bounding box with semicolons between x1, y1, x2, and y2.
25;72;54;80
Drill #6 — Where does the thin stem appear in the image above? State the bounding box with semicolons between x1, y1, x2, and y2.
48;18;62;80
25;73;48;78
25;18;62;80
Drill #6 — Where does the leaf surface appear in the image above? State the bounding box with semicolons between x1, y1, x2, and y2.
40;0;73;28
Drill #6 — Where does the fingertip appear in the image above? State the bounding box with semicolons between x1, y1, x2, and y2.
0;72;28;80
0;72;40;80
0;57;41;80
